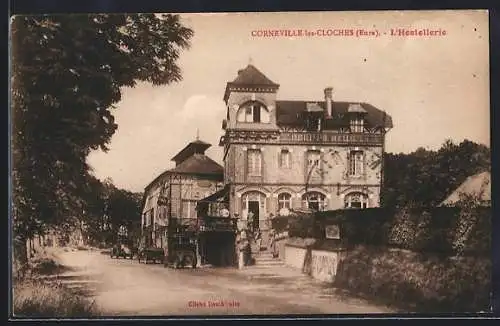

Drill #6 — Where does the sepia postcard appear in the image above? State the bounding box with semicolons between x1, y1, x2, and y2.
10;10;491;318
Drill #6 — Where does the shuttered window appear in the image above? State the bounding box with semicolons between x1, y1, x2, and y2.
247;149;262;176
279;149;291;168
348;151;364;176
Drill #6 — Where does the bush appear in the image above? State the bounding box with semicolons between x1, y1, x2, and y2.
312;205;490;256
13;279;100;317
334;245;491;312
286;237;316;248
29;248;69;276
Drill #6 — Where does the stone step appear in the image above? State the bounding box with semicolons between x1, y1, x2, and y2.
249;264;285;269
253;252;274;257
253;261;285;266
254;258;283;262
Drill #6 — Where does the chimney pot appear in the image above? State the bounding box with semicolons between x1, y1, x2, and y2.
324;87;333;118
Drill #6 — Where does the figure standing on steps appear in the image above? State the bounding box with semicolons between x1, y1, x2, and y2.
255;229;262;252
269;228;279;258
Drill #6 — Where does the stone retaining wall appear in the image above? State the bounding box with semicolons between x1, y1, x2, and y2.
283;244;346;282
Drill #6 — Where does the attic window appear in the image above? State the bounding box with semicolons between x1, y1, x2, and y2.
350;117;364;133
237;101;270;123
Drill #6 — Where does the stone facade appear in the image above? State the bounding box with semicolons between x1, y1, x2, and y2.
141;140;224;248
219;64;393;243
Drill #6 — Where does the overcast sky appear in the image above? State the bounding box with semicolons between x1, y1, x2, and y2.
86;10;490;192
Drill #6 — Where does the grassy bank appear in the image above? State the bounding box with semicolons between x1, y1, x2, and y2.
13;279;99;317
12;247;100;318
333;245;491;312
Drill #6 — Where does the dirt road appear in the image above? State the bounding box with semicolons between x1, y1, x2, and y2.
56;249;393;316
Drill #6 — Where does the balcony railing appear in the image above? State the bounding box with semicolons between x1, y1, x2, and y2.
168;217;236;233
279;132;384;145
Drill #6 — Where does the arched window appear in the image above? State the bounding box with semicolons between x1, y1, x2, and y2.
344;192;369;209
237;101;270;123
302;192;327;211
278;193;292;210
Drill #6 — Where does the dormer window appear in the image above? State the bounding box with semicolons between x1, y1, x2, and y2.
237;101;270;123
347;104;367;133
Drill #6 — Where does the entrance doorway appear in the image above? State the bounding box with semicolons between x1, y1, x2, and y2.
248;201;260;232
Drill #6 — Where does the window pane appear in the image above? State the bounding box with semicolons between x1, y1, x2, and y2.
247;150;262;176
351;202;361;208
281;150;290;168
253;105;261;122
245;106;253;122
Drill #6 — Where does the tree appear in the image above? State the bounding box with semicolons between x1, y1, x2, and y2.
11;14;193;264
381;139;490;208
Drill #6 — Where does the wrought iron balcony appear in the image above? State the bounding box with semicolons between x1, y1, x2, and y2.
279;132;384;145
168;217;236;233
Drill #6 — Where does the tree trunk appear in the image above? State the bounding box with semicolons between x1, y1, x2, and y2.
13;234;28;280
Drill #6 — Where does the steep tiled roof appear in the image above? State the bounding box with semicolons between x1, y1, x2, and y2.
275;100;393;129
230;64;279;87
170;154;223;176
171;140;211;164
144;153;223;193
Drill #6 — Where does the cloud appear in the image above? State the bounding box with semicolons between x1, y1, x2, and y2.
176;94;226;121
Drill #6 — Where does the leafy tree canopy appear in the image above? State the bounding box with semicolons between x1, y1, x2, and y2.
381;139;490;208
11;14;193;252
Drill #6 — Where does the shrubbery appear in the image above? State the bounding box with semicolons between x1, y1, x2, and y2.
334;245;491;312
287;199;491;312
305;204;490;256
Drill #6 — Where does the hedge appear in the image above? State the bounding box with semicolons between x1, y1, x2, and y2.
293;205;492;256
334;245;491;312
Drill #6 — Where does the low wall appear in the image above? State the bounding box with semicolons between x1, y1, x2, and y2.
310;249;346;283
284;245;308;271
284;242;347;282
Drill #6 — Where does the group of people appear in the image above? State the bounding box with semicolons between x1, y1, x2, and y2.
236;227;280;268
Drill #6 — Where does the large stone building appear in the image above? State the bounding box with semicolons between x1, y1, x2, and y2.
219;64;393;243
141;139;224;248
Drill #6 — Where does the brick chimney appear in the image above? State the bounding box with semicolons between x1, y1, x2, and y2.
324;87;333;118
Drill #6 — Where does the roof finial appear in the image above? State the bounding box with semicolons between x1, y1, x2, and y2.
248;56;253;66
196;128;200;141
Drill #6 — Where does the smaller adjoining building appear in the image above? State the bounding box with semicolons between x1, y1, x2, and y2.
141;139;224;247
140;138;236;266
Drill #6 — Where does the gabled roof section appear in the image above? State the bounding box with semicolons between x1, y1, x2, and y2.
275;100;393;129
440;171;491;206
223;64;280;102
170;154;224;176
144;154;223;193
305;102;324;113
230;64;280;87
347;103;368;113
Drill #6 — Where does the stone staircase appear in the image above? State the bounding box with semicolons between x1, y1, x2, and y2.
252;250;285;268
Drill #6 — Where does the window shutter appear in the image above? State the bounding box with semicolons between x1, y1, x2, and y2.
304;152;309;183
259;150;263;177
253;104;261;122
244;149;249;181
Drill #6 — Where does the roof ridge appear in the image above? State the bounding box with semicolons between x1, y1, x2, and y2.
230;64;279;86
